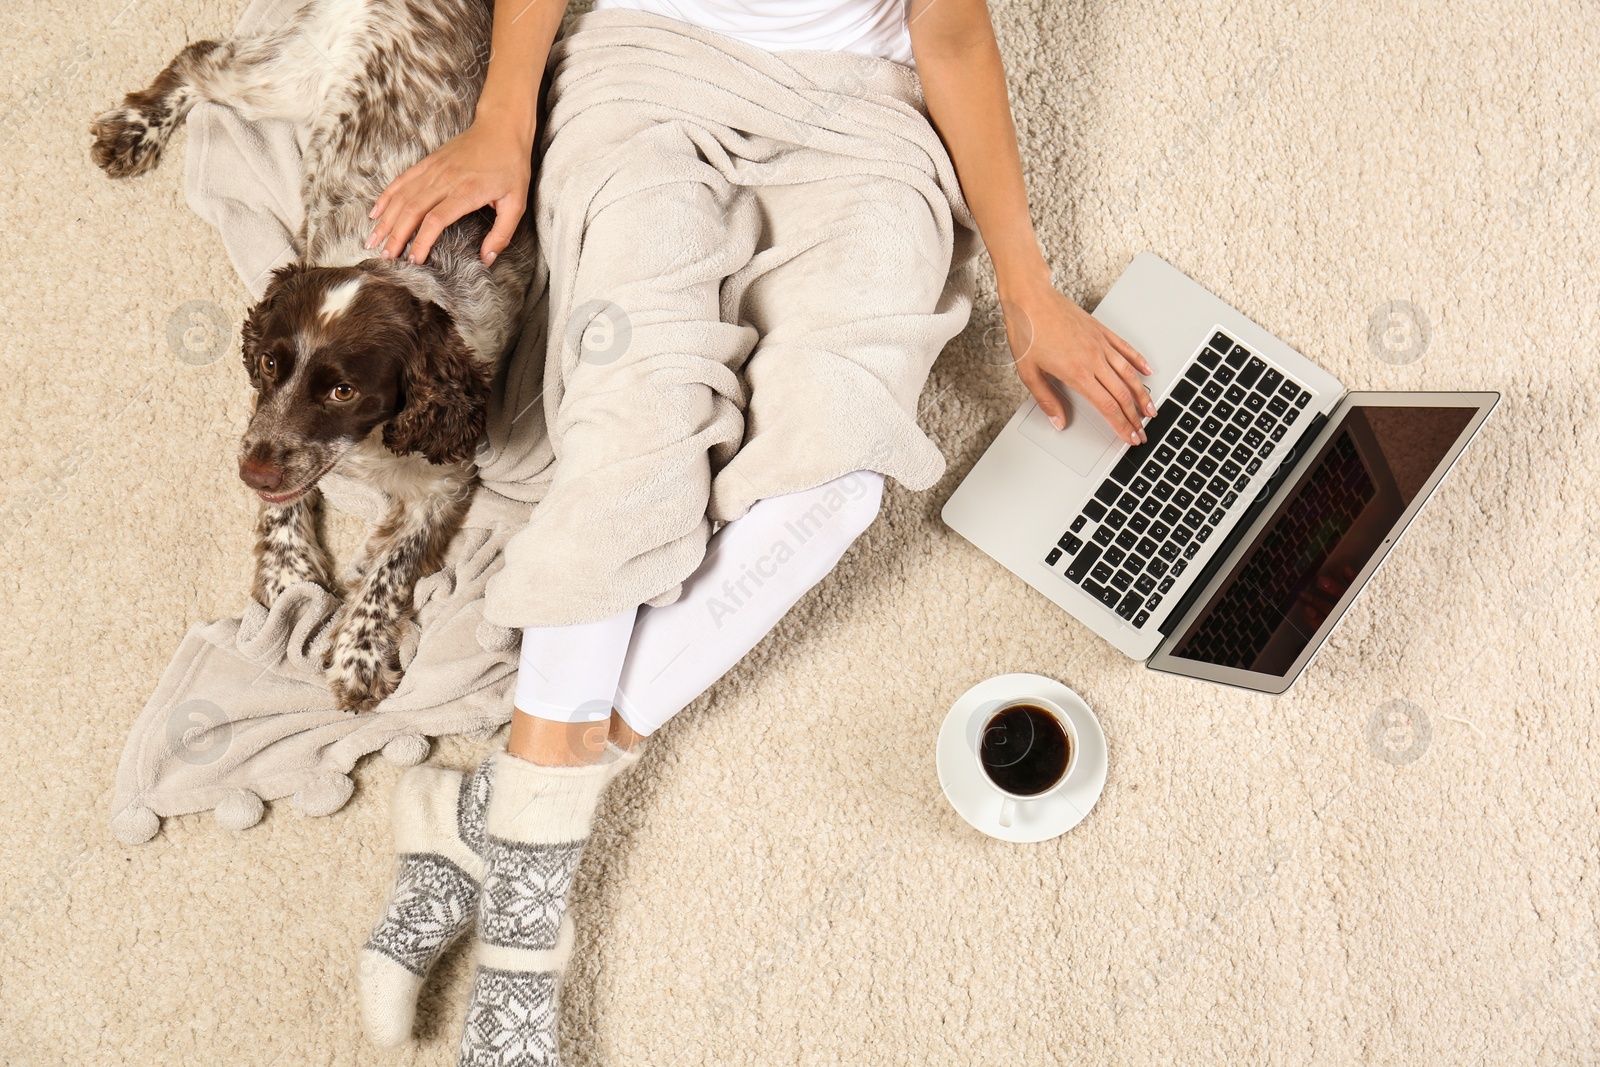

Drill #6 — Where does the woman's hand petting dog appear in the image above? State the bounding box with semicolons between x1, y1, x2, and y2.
366;117;534;268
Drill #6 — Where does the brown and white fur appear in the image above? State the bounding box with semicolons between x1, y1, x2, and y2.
91;0;536;711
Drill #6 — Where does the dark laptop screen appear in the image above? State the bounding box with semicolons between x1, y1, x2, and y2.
1168;403;1477;676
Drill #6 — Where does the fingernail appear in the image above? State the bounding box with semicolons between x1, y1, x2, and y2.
406;253;415;265
380;248;393;260
1050;414;1065;431
368;205;380;219
364;233;377;249
484;251;497;265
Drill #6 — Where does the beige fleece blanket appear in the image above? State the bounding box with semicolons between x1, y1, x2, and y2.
110;5;978;843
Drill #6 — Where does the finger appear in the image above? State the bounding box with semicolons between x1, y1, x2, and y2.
365;188;399;248
1016;362;1066;430
366;179;419;250
1083;379;1140;444
1100;323;1154;376
368;160;428;226
479;194;526;265
408;194;479;265
366;201;399;251
369;180;398;222
370;183;396;222
378;193;443;261
1107;348;1158;417
1101;324;1153;375
1096;361;1144;432
1095;366;1145;443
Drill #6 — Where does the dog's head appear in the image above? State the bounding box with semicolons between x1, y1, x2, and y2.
236;262;491;504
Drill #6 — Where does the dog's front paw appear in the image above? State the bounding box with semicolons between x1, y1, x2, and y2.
90;106;167;178
324;613;401;713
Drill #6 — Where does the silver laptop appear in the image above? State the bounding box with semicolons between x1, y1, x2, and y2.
942;253;1497;693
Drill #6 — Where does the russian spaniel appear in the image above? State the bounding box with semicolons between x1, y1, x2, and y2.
91;0;536;711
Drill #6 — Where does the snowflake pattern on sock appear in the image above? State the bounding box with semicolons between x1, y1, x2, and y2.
458;760;494;856
458;967;561;1067
478;838;586;950
364;854;478;976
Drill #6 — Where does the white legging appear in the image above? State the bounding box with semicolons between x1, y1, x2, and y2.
514;470;885;735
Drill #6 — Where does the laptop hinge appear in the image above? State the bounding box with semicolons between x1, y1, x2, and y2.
1155;412;1329;638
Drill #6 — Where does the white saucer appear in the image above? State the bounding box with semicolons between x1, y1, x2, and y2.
935;673;1108;843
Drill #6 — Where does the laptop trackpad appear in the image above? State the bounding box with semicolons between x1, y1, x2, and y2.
1016;399;1119;477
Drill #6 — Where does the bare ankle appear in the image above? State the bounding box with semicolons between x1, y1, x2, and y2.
609;711;647;751
507;709;610;766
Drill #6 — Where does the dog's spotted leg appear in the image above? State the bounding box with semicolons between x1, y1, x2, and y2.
325;491;470;712
90;40;223;178
92;23;316;179
251;490;334;608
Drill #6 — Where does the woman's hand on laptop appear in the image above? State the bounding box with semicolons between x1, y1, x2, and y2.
906;0;1153;445
365;116;533;267
1002;282;1156;446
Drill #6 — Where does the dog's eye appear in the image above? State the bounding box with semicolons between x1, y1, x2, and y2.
330;384;356;402
259;353;276;377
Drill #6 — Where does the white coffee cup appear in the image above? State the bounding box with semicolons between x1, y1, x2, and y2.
971;696;1080;828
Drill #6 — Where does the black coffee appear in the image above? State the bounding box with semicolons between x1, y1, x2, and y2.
979;704;1070;796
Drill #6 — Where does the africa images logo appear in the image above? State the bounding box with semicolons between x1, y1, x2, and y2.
1366;698;1432;766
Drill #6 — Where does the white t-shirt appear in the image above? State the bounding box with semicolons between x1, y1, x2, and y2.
590;0;915;67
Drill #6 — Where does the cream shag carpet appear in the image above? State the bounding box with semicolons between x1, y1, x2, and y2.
1;0;1596;1063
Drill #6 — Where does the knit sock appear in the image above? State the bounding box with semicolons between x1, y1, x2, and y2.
457;745;642;1067
359;760;495;1047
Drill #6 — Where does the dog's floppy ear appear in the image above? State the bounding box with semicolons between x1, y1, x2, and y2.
241;262;308;388
383;300;491;465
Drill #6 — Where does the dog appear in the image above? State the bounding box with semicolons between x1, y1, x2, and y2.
91;0;536;711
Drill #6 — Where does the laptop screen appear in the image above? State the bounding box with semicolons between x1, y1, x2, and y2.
1164;402;1479;677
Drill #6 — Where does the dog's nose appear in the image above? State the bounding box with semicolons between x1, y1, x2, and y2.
239;457;284;492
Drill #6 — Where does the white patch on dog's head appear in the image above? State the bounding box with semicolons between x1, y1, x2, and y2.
318;276;364;325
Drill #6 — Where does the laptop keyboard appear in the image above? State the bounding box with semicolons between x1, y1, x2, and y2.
1041;329;1314;629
